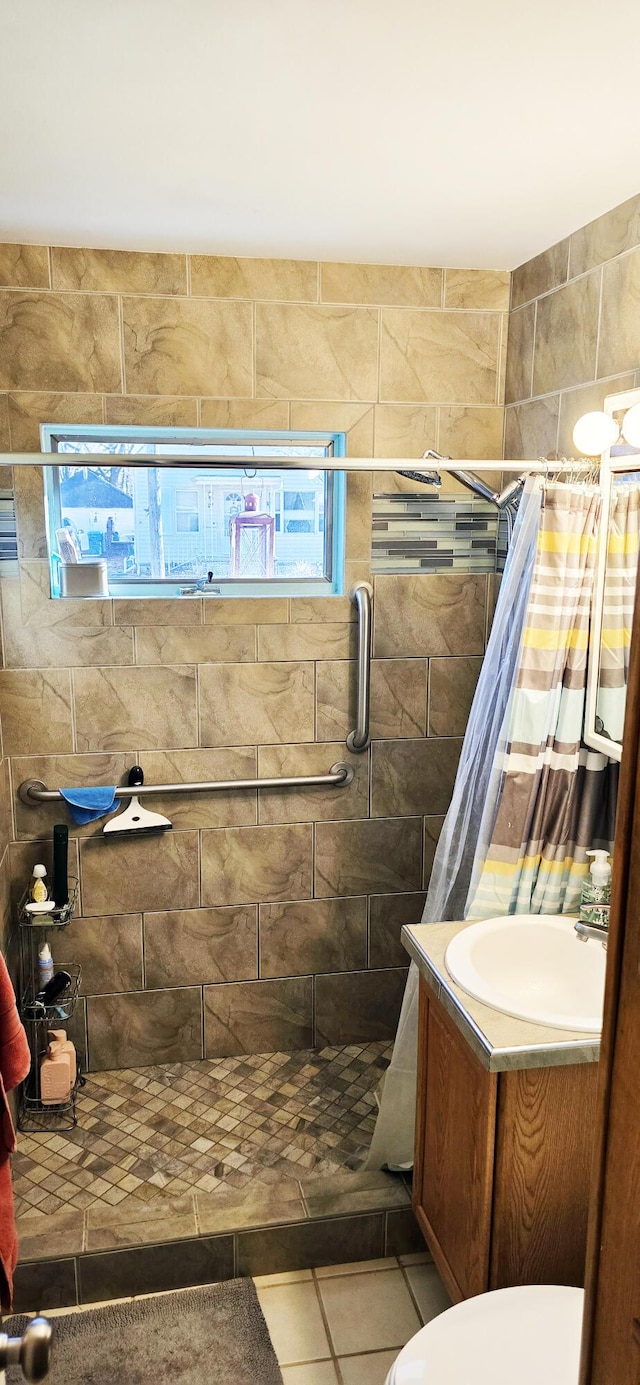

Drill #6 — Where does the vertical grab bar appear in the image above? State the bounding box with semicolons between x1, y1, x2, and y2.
347;581;373;752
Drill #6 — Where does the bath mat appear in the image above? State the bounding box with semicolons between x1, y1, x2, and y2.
6;1278;283;1385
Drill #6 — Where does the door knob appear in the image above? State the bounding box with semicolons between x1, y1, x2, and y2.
0;1316;53;1381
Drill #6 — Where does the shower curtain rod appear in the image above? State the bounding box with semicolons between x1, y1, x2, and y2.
0;454;587;472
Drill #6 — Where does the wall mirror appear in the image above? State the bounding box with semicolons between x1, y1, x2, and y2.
585;387;640;761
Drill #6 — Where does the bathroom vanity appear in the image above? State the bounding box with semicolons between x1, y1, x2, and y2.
403;920;601;1303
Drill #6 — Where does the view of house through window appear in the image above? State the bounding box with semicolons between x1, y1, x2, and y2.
42;429;346;598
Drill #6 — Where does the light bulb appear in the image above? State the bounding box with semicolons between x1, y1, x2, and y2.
621;404;640;449
572;411;620;456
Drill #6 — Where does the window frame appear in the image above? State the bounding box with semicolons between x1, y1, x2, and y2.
41;424;347;600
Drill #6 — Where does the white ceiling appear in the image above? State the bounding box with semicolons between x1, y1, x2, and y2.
2;0;640;270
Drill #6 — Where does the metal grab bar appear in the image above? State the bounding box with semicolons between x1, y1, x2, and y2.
347;581;373;753
18;763;354;806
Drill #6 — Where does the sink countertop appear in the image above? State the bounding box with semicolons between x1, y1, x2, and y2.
402;919;601;1073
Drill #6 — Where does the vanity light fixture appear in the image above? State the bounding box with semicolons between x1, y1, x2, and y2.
620;403;640;449
572;411;621;457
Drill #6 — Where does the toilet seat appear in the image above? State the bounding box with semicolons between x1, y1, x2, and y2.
385;1284;584;1385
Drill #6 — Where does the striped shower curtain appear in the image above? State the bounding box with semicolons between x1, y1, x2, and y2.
596;483;640;743
468;483;618;919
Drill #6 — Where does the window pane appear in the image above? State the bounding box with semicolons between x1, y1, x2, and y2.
54;442;331;583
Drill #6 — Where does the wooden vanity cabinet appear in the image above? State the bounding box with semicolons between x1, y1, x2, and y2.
413;977;599;1303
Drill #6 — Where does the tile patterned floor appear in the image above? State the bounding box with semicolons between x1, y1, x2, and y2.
13;1042;391;1219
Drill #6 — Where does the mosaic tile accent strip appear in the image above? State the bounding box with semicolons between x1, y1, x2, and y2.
13;1042;390;1220
372;490;499;574
0;487;17;562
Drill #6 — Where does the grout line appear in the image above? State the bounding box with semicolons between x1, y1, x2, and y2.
398;1260;425;1326
311;1270;342;1373
529;298;537;400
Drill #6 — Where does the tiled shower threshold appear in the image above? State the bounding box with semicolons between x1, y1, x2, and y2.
12;1042;421;1311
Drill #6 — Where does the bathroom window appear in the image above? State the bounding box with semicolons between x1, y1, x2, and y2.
41;426;346;600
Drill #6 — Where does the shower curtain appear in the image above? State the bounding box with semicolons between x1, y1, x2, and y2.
364;477;543;1171
366;480;618;1172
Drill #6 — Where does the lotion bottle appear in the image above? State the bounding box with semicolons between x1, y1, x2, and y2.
579;850;612;929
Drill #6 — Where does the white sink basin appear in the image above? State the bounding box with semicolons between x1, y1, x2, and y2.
445;914;606;1032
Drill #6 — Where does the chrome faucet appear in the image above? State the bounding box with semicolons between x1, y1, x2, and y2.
574;917;609;947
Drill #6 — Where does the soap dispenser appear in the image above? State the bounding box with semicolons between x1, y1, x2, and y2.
579;850;612;929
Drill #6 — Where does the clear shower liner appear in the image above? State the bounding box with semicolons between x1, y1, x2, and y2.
364;477;543;1171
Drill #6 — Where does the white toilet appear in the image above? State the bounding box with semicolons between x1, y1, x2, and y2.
385;1284;584;1384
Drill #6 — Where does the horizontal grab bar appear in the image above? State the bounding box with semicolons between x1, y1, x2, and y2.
347;581;373;753
18;763;354;806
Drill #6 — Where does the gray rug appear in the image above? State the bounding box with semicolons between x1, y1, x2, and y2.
6;1279;283;1384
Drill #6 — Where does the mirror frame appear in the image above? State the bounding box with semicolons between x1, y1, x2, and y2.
585;386;640;762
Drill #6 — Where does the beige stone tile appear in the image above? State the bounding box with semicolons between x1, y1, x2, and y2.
505;301;535;404
12;751;133;839
315;818;422;896
0;243;49;289
136;747;257;828
114;597;203;624
144;904;258;986
569;193;640;278
257;742;368;823
135;623;255;664
201;822;313;905
320;262;442;308
281;1364;338;1385
337;1352;399;1384
203;596;288;625
315;1257;400;1278
371;737;461;818
87;987;202;1068
73;665;197;750
317;1267;420;1354
8;390;104;451
0;761;11;867
123;296;252;396
533;273;600;394
503;397;559;460
0;394;9;450
10;464;47;559
511;238;570;308
290;595;355;623
260;896;367;977
557;374;636;456
429;656;482;736
80;830;200;915
199;661;314;746
256;303;378;401
404;1261;451;1323
444;268;510;310
200;398;290;429
346;469;372;562
289;400;375;457
0;668;73;754
254;1271;314;1288
105;395;197;426
370;659;427;739
315;660;355;741
380;309;500;405
205;976;313;1057
56;914;143;994
196;1181;305;1235
3;610;134;668
0;291;121;392
257;622;355;661
373;404;438;459
599;247;640;378
84;1195;197;1251
424;815;445;887
19;560;112;628
190;254;318;301
255;1279;331;1365
374;573;486;658
369;892;427;968
438;405;504;460
52;247;186;295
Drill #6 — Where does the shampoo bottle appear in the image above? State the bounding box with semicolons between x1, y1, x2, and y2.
40;1044;72;1105
48;1029;77;1084
37;941;55;988
579;850;612;929
30;864;49;904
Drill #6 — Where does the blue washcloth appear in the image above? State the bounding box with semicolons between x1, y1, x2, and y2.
60;786;118;825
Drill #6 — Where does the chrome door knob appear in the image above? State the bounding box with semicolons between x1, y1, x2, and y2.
0;1316;53;1381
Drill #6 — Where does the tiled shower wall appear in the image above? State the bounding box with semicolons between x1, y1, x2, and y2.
0;244;509;1070
504;191;640;458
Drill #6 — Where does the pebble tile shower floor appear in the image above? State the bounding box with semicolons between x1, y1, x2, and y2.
13;1041;392;1218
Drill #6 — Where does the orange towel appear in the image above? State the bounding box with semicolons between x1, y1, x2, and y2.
0;950;31;1310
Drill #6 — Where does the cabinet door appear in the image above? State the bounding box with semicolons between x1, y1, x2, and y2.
415;981;497;1300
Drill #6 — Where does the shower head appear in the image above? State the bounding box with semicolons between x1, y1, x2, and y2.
395;449;444;488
